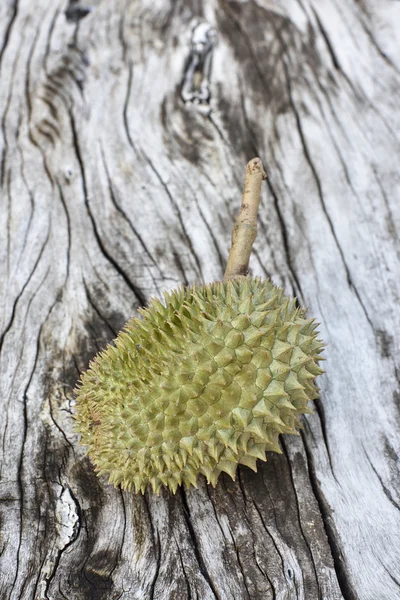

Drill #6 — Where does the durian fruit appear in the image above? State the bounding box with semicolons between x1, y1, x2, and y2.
74;158;325;494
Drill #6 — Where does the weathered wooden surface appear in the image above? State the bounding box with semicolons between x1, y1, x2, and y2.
1;0;399;598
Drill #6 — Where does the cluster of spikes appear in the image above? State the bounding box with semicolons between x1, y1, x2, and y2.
75;277;324;494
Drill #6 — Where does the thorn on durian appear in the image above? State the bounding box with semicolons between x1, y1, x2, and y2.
219;460;238;481
238;455;259;472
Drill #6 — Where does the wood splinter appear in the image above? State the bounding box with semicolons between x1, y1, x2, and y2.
224;157;267;282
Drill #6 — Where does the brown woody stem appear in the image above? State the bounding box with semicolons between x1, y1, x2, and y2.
224;157;267;281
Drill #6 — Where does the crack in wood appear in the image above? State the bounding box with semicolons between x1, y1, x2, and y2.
181;20;217;109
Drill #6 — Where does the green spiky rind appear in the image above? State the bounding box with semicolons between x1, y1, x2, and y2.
74;277;324;494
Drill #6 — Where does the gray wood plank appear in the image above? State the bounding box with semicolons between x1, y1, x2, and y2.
0;1;399;599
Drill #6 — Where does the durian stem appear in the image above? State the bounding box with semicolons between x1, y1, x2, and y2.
224;157;267;281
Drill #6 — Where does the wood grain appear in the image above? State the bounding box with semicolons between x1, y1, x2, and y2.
1;1;399;599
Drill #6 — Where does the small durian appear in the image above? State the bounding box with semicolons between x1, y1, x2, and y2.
74;158;325;494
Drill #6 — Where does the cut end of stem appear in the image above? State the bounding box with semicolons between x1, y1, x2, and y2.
247;157;267;180
224;157;267;282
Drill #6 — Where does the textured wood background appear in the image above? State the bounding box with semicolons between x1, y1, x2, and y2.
1;1;400;599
